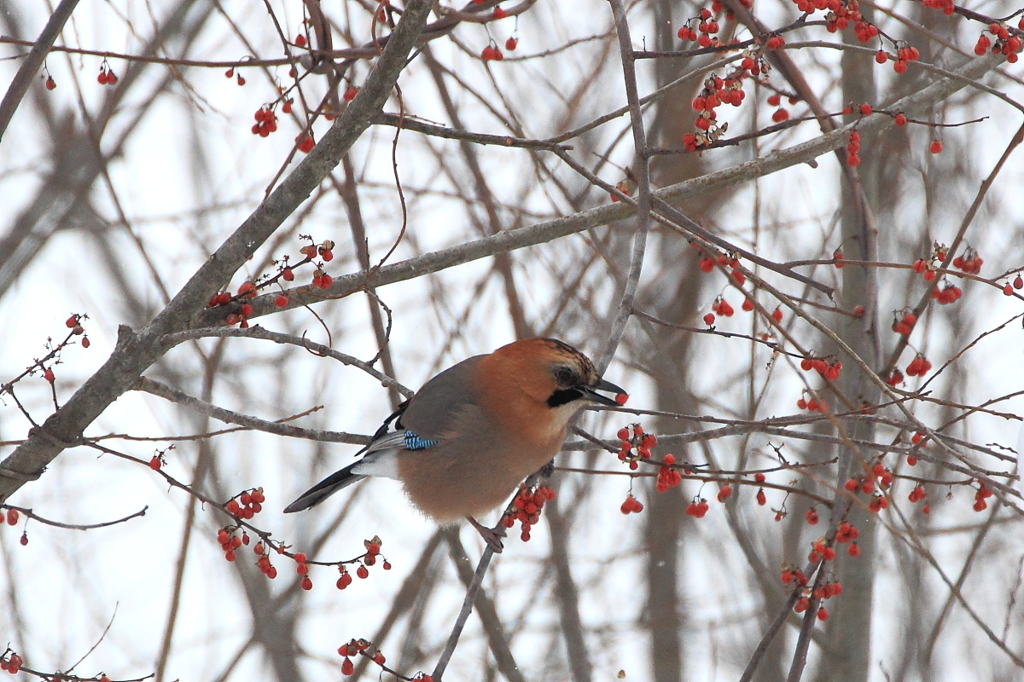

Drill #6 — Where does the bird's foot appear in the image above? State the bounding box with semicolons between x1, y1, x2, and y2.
467;516;505;553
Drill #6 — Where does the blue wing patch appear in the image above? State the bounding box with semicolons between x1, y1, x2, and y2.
404;431;440;451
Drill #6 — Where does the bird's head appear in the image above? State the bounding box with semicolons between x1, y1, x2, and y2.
491;338;627;409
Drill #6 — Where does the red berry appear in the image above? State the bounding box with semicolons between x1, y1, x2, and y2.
930;140;942;154
149;456;162;471
875;50;888;63
275;295;288;307
703;312;715;326
342;658;354;675
301;576;313;590
505;37;518;51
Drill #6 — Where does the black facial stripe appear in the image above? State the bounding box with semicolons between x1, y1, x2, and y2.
547;387;583;408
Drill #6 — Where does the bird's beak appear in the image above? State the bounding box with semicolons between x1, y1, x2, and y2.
581;377;627;406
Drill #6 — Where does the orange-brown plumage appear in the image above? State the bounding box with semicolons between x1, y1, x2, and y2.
284;338;625;551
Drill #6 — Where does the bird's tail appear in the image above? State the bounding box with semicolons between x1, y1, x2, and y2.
283;464;367;513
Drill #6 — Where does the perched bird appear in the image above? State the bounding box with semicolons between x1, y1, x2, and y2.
284;338;626;551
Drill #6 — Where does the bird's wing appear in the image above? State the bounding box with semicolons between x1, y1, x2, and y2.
398;355;484;441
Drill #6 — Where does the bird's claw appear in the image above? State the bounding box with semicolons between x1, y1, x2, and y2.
468;516;506;553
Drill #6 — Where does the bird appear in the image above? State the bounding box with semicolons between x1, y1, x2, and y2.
283;337;626;551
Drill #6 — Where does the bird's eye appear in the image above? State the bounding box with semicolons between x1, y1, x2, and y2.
554;366;577;386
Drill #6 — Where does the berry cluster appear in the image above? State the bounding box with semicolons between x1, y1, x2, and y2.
846;130;861;166
974;21;1024;63
796;392;829;413
905;353;932;377
225;488;265;519
252;106;278;137
951;246;984;274
224;67;246;86
481;43;504;61
685;497;710;518
800;355;843;381
1002;274;1024;296
338;640;377;676
682;71;748;151
216;527;246;563
891;309;917;336
703;295;734;326
616;424;656;470
0;651;23;675
931;280;963;305
908;484;927;505
973;482;993;512
620;494;644;514
501;484;556;542
96;61;118;86
891;43;920;74
655;454;683;492
676;9;722;48
206;237;337;326
295;133;315;153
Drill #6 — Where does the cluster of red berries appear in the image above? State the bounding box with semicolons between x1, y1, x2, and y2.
808;538;836;564
295;132;315;153
207;281;259;328
252;540;279;579
481;43;504;61
766;34;786;50
617;424;656;470
905;353;932;377
338;640;382;676
844;460;892;497
846;130;861;166
796;392;829;413
805;0;876;42
294;552;315;590
217;527;245;562
891;310;917;336
0;652;24;675
252;106;278;137
780;567;809;586
686;497;710;518
806;579;843;620
620;494;644;514
1002;274;1024;296
65;313;91;348
921;0;955;15
225;488;265;519
712;295;735;318
885;369;904;386
224;67;246;86
682;74;746;151
655;454;684;492
676;8;722;48
974;483;993;512
908;484;927;504
805;507;819;525
753;472;767;506
836;520;860;543
765;93;791;123
800;355;843;381
887;43;920;74
929;280;961;304
910;248;943;280
97;63;118;86
867;494;888;513
696;250;741;277
974;22;1024;63
501;484;556;542
951;247;983;274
